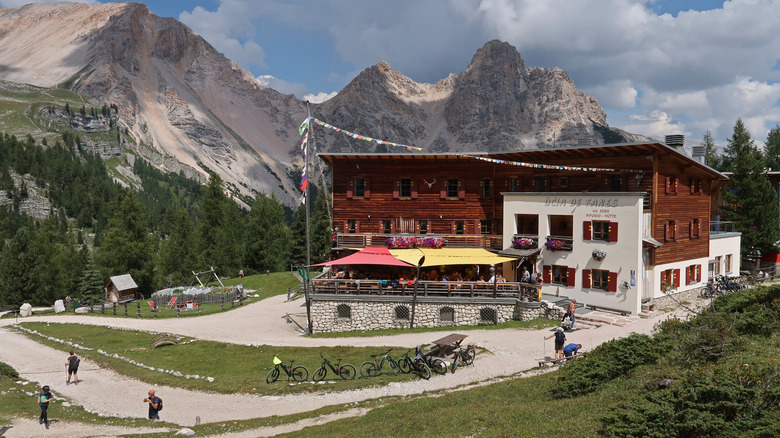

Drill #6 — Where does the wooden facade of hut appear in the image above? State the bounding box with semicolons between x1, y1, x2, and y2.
105;274;138;303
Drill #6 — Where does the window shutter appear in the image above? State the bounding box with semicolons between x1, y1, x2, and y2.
689;220;694;238
458;179;465;199
393;179;399;199
608;272;618;292
346;180;353;199
543;265;552;284
355;220;360;233
698;181;704;195
474;220;481;234
690;177;695;194
608;222;619;242
660;270;667;285
697;265;702;282
686;267;691;285
674;177;680;194
582;269;591;288
451;221;456;233
364;179;371;199
674;220;678;240
440;178;446;199
411;179;417;199
664;222;669;241
673;269;681;288
479;179;484;199
567;268;576;287
665;176;671;194
583;221;592;240
344;220;349;233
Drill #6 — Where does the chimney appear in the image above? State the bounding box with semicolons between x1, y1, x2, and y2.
691;145;706;165
665;134;685;153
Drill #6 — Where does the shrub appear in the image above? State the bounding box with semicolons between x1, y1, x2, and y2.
0;361;19;379
552;333;660;398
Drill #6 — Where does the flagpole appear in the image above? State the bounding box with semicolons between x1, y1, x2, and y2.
304;102;313;334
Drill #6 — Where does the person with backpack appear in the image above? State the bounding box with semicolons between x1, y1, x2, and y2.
66;350;80;384
544;327;566;360
144;389;162;419
37;385;56;429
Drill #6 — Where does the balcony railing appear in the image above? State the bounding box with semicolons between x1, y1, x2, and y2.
311;278;541;301
710;221;737;235
335;233;503;250
544;236;574;252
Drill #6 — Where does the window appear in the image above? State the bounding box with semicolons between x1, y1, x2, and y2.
690;218;701;239
664;220;677;242
535;177;547;192
714;256;721;275
725;254;732;273
559;177;568;188
383;220;392;234
686;264;702;285
611;175;622;191
689;177;703;194
552;265;568;285
347;219;357;234
395;305;410;320
591;269;610;290
480;220;492;235
353;178;365;197
593;221;610;241
660;269;680;291
336;304;351;319
440;306;454;322
509;177;520;191
419;220;428;234
481;178;492;198
399;178;412;198
454;221;464;235
479;308;496;324
665;176;679;194
446;179;459;198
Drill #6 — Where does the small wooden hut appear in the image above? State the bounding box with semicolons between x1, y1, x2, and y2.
105;274;138;303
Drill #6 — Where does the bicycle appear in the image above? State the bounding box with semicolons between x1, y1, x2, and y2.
397;348;436;379
312;354;357;381
266;356;309;383
360;349;400;378
450;344;476;373
404;346;447;375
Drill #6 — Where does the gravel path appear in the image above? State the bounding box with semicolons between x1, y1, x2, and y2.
0;295;698;437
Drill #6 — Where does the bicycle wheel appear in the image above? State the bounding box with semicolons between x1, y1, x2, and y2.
398;357;412;374
388;359;400;375
700;284;713;299
431;358;447;375
450;354;461;373
338;364;357;380
312;367;327;382
360;361;377;378
464;349;476;366
292;366;308;382
414;359;431;380
265;367;280;384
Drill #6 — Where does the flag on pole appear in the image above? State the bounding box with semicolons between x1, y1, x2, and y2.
299;117;311;136
300;168;308;191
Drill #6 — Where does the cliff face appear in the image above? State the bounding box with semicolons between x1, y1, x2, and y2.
0;4;644;207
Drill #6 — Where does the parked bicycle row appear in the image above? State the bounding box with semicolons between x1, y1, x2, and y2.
700;274;749;299
266;345;477;383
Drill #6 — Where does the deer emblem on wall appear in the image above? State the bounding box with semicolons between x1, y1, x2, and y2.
423;178;436;188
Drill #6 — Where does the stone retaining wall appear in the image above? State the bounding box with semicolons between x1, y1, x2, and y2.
652;286;704;309
311;296;536;333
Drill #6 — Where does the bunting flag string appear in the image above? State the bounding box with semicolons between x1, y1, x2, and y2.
460;154;646;174
298;116;423;151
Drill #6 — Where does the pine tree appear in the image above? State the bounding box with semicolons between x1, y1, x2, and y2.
0;227;41;306
158;209;197;286
245;193;292;273
77;252;105;303
721;119;780;256
289;203;307;267
195;173;245;276
310;189;332;264
764;124;780;172
702;130;721;170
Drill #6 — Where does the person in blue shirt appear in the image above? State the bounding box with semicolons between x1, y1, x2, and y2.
37;385;56;428
144;389;161;420
563;343;582;358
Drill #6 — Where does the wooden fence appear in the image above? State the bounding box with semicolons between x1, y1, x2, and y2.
85;289;246;318
311;279;541;301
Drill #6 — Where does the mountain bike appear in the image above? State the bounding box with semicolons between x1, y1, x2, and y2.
397;348;435;379
360;349;400;378
400;346;447;375
450;344;476;374
266;356;309;383
312;354;357;381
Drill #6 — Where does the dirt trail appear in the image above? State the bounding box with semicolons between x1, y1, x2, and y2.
0;295;696;437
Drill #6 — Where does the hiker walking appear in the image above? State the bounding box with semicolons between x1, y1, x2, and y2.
144;389;162;420
66;350;80;384
37;385;56;429
544;327;566;360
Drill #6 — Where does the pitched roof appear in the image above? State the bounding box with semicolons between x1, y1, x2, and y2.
107;274;138;291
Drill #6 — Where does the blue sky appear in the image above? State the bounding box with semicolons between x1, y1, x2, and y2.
2;0;779;147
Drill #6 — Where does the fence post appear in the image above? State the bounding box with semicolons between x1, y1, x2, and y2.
112;302;116;315
177;307;180;318
154;305;158;318
221;296;225;311
198;303;201;315
287;287;291;300
124;303;128;316
101;303;105;314
136;302;140;318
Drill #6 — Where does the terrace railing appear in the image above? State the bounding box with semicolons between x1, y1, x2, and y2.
311;278;541;301
335;233;504;250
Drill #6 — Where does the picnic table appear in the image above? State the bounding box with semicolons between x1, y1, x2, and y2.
430;333;468;357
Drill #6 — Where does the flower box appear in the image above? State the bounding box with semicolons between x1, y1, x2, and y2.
545;239;566;251
386;237;446;249
513;237;535;249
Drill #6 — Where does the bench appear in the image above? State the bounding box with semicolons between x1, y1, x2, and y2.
430;333;468;357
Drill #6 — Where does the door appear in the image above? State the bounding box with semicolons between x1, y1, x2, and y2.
398;217;415;234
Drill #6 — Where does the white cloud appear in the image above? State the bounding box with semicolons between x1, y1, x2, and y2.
256;75;307;98
587;80;638;110
624;110;689;140
304;91;337;104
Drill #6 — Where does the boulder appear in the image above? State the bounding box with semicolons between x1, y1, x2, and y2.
74;307;89;314
19;303;33;317
54;299;66;313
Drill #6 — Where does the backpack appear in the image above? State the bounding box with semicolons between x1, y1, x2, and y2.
554;330;565;343
157;398;163;411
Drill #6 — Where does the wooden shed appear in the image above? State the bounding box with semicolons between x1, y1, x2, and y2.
105;274;138;303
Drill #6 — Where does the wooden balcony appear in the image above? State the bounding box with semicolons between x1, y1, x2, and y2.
311;278;542;301
544;236;574;252
335;233;504;250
